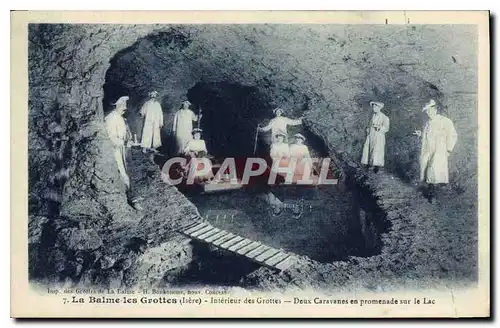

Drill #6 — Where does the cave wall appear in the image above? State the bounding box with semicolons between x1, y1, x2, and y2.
103;24;477;194
28;23;477;286
29;23;477;219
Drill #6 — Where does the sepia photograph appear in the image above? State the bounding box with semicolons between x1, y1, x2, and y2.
11;10;490;318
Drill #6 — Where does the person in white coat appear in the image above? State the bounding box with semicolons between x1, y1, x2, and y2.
258;108;303;142
270;132;291;159
139;90;164;152
172;100;201;154
183;128;213;182
361;101;390;173
183;128;208;157
413;99;457;202
290;133;311;159
269;132;293;184
105;96;142;210
290;133;314;181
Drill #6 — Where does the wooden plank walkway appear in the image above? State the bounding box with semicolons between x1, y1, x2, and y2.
176;220;298;272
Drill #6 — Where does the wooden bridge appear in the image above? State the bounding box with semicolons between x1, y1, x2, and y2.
176;220;298;272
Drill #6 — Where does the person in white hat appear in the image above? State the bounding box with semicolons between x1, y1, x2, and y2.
268;132;292;183
269;132;290;159
258;107;303;142
361;101;390;173
139;90;164;152
183;128;208;157
413;99;457;202
290;133;314;181
105;96;142;210
172;100;201;154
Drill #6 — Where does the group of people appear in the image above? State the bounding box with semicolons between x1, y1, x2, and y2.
360;98;458;202
255;108;316;181
104;92;212;208
104;89;458;210
257;108;308;158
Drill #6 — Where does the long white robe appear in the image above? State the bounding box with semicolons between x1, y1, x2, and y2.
260;116;302;142
290;143;313;178
184;139;212;179
172;109;198;154
270;142;291;180
419;114;457;184
105;111;131;188
140;99;163;148
361;112;390;167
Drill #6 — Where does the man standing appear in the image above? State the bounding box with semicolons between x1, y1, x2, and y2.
105;96;142;210
139;90;164;153
361;101;390;173
258;107;303;142
413;99;458;203
172;100;201;154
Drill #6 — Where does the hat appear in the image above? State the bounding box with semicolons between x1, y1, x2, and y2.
113;96;129;108
182;100;192;107
273;107;284;115
422;99;437;112
369;101;384;109
192;128;202;135
294;133;306;141
148;90;159;97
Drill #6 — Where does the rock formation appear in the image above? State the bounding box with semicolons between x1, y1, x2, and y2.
28;24;478;290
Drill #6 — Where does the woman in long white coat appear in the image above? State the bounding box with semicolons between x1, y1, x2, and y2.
361;101;390;172
290;133;314;183
172;100;201;154
140;90;164;151
414;99;457;184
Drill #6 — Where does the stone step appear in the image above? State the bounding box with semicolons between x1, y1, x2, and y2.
236;241;261;255
227;239;253;252
264;252;290;266
212;233;236;246
190;225;216;238
183;222;209;234
220;236;245;248
176;221;297;272
205;230;229;243
197;228;221;240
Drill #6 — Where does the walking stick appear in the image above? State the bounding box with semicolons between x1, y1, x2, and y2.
253;125;260;155
197;107;202;129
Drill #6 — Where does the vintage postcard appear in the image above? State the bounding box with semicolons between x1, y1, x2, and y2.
11;10;490;318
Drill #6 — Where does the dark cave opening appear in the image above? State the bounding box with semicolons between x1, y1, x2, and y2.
185;81;333;161
186;82;270;159
101;75;388;266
